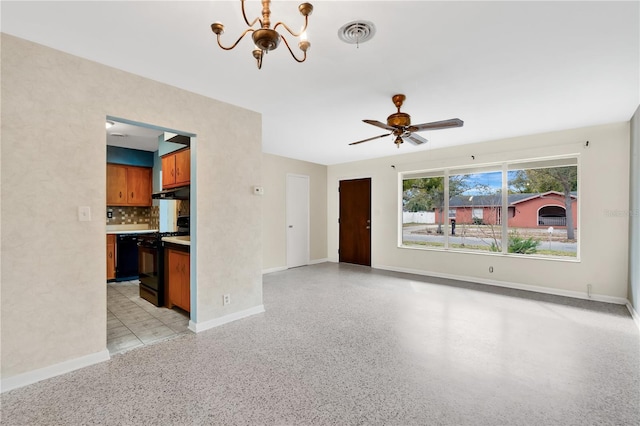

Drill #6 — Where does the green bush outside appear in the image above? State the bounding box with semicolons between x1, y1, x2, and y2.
491;232;540;254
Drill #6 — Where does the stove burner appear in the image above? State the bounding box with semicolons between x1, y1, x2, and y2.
137;231;189;248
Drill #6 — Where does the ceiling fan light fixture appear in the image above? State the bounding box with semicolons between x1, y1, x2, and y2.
211;0;313;70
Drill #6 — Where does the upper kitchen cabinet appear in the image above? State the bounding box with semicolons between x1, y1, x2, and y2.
107;163;152;206
162;148;190;189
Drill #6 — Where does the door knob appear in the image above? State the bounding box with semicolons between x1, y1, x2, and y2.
366;226;371;229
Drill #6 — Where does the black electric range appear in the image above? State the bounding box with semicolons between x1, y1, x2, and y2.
137;217;189;306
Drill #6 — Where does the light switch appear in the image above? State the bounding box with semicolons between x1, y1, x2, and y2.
78;206;91;222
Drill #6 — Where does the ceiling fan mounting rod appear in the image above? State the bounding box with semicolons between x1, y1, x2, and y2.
386;93;411;128
392;94;406;112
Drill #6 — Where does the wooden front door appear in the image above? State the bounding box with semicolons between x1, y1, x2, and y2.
339;178;371;266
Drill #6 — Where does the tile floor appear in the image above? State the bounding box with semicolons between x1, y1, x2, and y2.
107;280;191;354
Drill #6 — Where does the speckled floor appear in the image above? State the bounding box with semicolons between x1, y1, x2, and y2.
2;263;639;425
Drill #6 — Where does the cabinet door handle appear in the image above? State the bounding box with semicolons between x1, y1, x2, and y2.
176;168;180;177
119;191;122;198
171;169;174;177
131;192;134;199
109;252;112;259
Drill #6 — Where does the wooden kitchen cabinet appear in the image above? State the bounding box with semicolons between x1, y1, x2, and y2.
106;163;152;206
106;234;116;281
161;148;190;189
166;248;190;312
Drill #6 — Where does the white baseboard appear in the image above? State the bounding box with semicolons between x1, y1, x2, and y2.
262;266;288;275
374;264;629;305
627;302;640;331
1;349;110;393
189;304;265;333
263;259;328;275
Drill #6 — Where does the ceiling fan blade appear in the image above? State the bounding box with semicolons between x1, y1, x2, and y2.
363;119;396;131
408;118;464;132
349;133;391;145
404;133;428;145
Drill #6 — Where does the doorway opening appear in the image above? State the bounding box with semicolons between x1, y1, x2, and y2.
105;117;195;355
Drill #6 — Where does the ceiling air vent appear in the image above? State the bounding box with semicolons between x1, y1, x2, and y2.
338;21;376;46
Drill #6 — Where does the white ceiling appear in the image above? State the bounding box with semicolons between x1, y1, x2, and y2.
2;1;638;165
106;121;164;152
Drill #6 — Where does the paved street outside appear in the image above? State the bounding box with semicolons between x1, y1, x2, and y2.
403;224;578;253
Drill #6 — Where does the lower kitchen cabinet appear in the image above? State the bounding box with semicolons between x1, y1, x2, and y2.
106;234;116;281
166;248;190;312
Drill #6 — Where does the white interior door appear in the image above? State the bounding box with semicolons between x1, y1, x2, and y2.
286;174;310;268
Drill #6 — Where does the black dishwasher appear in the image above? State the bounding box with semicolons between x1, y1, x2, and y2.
116;234;140;281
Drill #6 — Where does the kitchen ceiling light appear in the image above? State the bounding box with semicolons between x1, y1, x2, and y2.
210;0;313;70
105;120;115;129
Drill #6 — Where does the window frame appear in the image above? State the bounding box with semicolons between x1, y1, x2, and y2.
399;155;580;261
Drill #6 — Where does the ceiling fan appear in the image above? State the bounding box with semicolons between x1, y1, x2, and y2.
349;94;464;148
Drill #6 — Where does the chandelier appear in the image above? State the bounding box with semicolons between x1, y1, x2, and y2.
211;0;313;70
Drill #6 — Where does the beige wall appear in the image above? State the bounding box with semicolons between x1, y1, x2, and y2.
1;35;262;379
328;122;631;300
262;153;327;271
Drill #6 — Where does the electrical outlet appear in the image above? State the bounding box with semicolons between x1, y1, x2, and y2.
223;294;231;305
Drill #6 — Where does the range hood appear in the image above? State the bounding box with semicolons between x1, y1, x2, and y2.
152;185;190;200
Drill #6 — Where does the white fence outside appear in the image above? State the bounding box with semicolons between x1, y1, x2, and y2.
403;211;435;224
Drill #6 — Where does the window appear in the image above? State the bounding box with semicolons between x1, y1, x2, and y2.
402;173;445;248
507;158;578;257
449;168;502;253
401;156;579;259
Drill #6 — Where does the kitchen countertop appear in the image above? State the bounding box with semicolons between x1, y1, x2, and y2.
162;236;190;246
106;225;158;235
107;229;159;235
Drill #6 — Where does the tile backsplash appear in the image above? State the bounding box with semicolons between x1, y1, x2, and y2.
106;206;152;226
149;206;159;230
